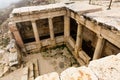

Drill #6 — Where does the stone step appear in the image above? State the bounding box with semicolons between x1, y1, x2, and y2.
33;59;40;78
21;67;28;80
65;42;74;52
25;59;40;80
21;59;40;80
79;50;91;66
66;42;90;66
28;63;34;80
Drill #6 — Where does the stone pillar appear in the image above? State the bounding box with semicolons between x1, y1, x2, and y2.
93;35;105;60
31;20;41;50
64;12;70;42
75;22;83;57
9;22;26;52
48;17;56;46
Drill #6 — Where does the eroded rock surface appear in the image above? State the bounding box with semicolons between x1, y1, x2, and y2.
60;67;98;80
35;72;59;80
89;55;120;80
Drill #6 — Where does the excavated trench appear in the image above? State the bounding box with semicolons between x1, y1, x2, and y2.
17;16;119;73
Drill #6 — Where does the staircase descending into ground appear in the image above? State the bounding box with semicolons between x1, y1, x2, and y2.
21;59;40;80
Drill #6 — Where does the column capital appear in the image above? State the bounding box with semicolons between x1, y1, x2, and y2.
48;17;53;19
9;22;18;32
97;34;104;39
8;22;16;26
31;20;36;23
76;20;80;25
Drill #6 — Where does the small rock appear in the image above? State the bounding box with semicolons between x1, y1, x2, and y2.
59;62;64;69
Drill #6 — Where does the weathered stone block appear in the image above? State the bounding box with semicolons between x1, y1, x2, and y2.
35;72;60;80
60;67;98;80
89;54;120;80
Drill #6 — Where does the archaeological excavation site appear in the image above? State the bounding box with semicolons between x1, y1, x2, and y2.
0;0;120;80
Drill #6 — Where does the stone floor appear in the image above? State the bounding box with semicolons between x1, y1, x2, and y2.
23;45;79;74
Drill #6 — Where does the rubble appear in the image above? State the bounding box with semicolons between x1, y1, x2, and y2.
0;64;9;77
6;39;20;66
0;39;21;77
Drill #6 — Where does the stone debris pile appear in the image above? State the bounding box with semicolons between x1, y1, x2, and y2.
35;53;120;80
0;39;21;77
6;39;20;66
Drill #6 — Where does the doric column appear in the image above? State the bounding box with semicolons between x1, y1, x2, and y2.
48;17;56;46
75;22;83;57
31;20;41;49
64;12;70;41
93;35;105;60
9;22;26;52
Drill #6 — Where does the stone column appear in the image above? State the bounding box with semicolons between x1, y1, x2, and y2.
31;20;41;49
9;22;26;52
48;17;56;46
75;22;83;57
93;35;105;60
64;12;70;42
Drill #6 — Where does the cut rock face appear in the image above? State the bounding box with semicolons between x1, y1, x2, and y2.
89;54;120;80
60;67;98;80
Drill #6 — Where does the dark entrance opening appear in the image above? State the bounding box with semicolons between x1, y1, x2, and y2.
53;16;64;37
70;18;77;41
23;38;35;43
82;27;97;59
36;19;50;40
82;40;95;59
16;21;35;43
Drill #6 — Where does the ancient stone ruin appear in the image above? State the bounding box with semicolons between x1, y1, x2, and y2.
0;1;120;80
